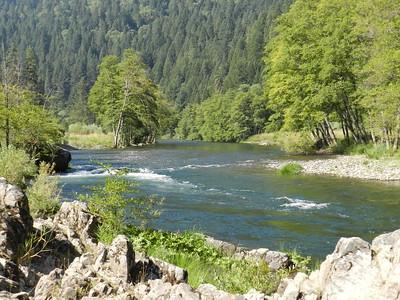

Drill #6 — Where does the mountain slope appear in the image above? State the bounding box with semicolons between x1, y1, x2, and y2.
0;0;291;108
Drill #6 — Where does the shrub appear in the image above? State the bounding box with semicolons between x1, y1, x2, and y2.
27;163;61;218
279;163;303;176
80;164;163;244
0;147;37;188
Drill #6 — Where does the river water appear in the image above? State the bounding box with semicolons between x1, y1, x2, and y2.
59;140;400;258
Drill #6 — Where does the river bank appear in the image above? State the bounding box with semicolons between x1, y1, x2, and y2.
2;178;400;299
266;155;400;181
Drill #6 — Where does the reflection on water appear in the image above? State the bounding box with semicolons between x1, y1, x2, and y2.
59;140;400;258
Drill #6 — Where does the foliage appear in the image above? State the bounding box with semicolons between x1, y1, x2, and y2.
176;84;270;142
279;163;303;176
17;227;54;265
88;50;168;148
27;163;61;218
245;131;315;154
264;0;400;151
80;165;163;244
0;0;292;109
0;147;37;188
130;229;291;294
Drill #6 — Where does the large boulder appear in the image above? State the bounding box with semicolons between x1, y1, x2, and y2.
39;146;71;173
270;230;400;300
0;178;33;260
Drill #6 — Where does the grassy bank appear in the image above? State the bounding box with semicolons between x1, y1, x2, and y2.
244;132;315;154
66;132;114;149
65;122;114;149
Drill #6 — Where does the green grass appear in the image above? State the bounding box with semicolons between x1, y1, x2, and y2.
279;163;303;176
66;132;114;149
245;132;315;154
129;228;307;295
330;140;400;160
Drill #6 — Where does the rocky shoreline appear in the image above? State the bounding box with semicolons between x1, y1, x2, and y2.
1;178;400;299
265;155;400;181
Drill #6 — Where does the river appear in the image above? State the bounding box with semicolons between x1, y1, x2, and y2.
59;140;400;259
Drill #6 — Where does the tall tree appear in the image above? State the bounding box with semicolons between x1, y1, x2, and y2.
89;50;164;148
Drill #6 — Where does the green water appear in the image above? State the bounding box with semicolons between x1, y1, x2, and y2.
59;140;400;259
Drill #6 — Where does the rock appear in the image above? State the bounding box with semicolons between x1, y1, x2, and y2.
272;230;400;300
102;235;135;282
39;146;71;173
243;289;266;300
150;257;188;284
0;178;33;260
53;201;99;254
34;268;64;300
0;291;29;300
205;236;238;256
205;236;291;271
197;284;244;300
53;147;72;172
264;251;291;270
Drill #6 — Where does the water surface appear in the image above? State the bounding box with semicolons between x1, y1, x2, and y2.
59;140;400;258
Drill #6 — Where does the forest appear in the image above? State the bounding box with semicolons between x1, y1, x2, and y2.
0;0;399;152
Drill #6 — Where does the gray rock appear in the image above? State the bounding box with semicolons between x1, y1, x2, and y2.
0;178;33;260
271;230;400;300
34;268;64;300
197;284;245;300
53;201;99;254
0;291;29;300
107;235;135;282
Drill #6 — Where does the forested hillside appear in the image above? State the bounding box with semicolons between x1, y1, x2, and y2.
0;0;291;114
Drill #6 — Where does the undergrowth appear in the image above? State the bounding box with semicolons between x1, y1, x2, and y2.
279;163;303;176
129;228;310;294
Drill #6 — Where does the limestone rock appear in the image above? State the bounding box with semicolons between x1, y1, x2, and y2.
0;178;33;260
53;201;99;253
271;230;400;300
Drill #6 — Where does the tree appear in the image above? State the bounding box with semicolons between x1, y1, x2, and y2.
355;0;400;150
264;0;367;146
89;49;165;148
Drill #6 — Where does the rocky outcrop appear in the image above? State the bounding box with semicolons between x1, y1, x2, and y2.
205;236;291;271
52;201;99;254
270;230;400;300
0;178;33;261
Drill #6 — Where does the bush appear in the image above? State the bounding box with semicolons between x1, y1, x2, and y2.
80;165;163;244
0;147;37;188
281;133;315;155
27;163;61;218
279;163;303;176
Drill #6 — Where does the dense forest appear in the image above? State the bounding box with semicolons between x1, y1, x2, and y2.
1;0;399;152
0;0;291;114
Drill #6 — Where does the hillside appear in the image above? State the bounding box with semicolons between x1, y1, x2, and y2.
0;0;291;110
